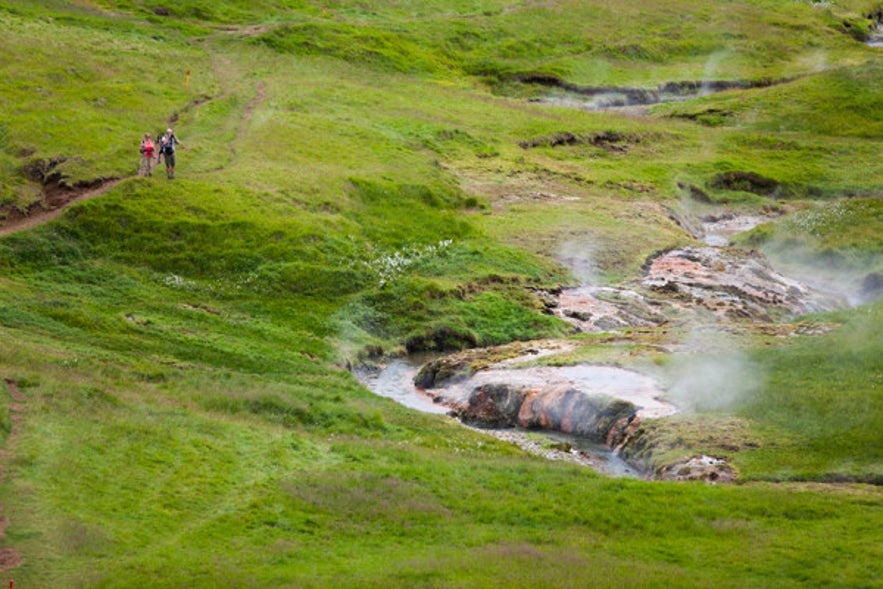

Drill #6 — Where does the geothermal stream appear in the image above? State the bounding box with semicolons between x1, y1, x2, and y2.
359;212;850;480
357;356;648;477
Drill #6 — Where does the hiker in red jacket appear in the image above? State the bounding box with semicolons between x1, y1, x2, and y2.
139;132;155;177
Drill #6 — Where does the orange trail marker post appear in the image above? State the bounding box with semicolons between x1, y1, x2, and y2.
186;70;191;89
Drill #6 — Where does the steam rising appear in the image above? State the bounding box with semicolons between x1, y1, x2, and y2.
666;329;763;413
798;49;830;73
701;51;728;96
749;200;883;307
766;254;870;307
558;238;601;285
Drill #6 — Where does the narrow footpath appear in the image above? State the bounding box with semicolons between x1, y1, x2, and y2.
0;178;125;238
0;29;267;239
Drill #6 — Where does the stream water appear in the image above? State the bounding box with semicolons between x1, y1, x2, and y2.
700;213;770;246
357;211;852;479
356;356;645;477
357;215;844;477
357;358;449;415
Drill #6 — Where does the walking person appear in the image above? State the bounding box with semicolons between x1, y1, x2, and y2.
158;128;183;179
138;132;155;177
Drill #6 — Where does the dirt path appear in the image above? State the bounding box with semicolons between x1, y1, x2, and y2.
0;178;126;238
0;20;272;572
0;379;26;572
0;31;268;239
199;31;268;164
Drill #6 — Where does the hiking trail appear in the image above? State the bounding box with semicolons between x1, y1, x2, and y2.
0;28;267;239
0;178;125;238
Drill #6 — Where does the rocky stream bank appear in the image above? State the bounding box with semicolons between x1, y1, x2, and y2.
358;211;866;482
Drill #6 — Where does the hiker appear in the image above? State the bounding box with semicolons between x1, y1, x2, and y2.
138;132;155;177
158;128;183;179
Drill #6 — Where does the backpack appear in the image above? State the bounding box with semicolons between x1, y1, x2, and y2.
160;135;176;155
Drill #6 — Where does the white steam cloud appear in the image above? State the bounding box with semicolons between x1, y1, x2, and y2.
666;328;764;413
558;238;601;286
701;51;729;96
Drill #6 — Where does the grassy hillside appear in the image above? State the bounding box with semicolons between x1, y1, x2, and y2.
1;0;881;586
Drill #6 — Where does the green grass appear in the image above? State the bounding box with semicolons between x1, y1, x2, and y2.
735;300;883;482
0;0;882;586
737;198;883;265
3;330;881;587
0;8;213;184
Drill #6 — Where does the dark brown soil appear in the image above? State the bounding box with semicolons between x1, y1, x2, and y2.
0;177;123;237
0;547;22;571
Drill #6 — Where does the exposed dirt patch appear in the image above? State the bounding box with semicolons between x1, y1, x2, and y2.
405;324;480;354
168;93;215;128
20;155;73;184
666;107;735;126
518;130;641;153
0;547;22;571
710;171;781;197
0;177;123;237
3;379;25;403
678;182;714;204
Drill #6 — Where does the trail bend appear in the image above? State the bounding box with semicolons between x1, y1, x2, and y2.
0;34;266;238
0;178;125;237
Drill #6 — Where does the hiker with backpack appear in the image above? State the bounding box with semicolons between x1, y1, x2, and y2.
138;132;155;177
158;128;183;179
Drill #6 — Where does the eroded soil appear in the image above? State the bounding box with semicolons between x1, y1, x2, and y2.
0;177;123;237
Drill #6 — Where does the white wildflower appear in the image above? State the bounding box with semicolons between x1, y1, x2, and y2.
363;239;454;287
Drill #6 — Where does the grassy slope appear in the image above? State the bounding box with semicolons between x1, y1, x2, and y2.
0;0;881;586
